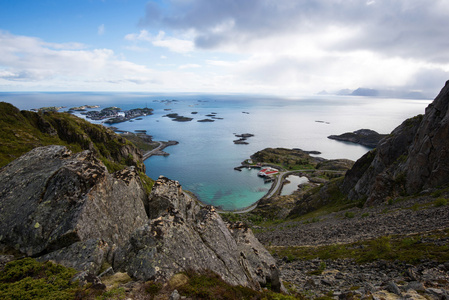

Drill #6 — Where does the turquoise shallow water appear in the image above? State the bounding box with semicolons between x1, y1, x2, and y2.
1;92;432;210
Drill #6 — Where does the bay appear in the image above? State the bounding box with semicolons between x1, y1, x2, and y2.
0;92;432;210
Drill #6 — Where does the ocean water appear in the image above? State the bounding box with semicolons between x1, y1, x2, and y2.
1;92;432;210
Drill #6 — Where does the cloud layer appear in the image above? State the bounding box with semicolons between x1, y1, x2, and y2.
141;0;449;62
1;1;448;96
136;0;449;96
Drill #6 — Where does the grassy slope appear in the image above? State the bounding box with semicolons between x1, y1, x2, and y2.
0;101;153;190
0;258;302;300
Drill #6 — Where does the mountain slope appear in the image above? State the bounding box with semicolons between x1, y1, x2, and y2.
0;102;143;173
342;80;449;205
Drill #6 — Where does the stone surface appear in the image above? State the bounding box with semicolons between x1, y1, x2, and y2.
0;145;148;269
37;239;109;274
342;81;449;205
114;176;285;292
276;258;449;299
0;147;283;293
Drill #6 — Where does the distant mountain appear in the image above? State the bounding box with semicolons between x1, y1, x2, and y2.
317;90;329;95
351;88;379;96
320;87;429;99
336;89;352;95
342;80;449;205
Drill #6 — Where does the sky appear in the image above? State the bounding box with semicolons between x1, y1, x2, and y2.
0;0;448;97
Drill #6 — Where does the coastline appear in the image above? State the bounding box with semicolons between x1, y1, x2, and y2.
217;164;288;214
142;140;179;160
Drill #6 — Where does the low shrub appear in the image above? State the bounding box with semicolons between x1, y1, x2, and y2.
0;258;79;300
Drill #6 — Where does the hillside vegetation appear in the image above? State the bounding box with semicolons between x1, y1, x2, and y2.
0;102;143;173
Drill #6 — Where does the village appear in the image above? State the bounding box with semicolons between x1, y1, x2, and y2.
85;107;153;124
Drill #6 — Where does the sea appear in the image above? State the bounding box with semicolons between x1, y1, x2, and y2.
0;92;432;210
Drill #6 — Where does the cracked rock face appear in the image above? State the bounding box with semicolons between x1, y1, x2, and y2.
0;148;283;292
343;81;449;205
114;176;284;292
0;145;148;272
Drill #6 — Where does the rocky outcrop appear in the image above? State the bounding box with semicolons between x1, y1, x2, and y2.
0;147;283;292
41;112;145;172
113;176;285;292
342;81;449;205
0;145;148;273
328;129;388;148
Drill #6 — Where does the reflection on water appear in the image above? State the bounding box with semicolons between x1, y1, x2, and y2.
281;175;309;195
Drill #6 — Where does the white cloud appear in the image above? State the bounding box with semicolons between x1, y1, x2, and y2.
179;63;201;69
124;45;149;52
125;30;152;42
0;31;161;90
0;31;244;92
98;24;105;35
134;0;449;96
125;30;194;53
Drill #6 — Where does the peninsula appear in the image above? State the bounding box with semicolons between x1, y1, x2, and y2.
328;128;387;148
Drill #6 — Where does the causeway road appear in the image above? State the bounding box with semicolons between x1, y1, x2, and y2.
142;140;178;161
230;168;345;214
142;141;162;161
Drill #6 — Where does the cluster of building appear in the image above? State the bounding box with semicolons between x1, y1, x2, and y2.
257;167;279;177
85;107;153;123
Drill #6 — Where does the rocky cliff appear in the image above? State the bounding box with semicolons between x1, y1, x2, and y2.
114;177;283;292
0;144;283;292
0;145;148;273
342;80;449;205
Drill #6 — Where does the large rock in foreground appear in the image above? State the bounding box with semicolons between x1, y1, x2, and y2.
0;147;284;292
114;177;285;292
342;81;449;205
0;145;148;272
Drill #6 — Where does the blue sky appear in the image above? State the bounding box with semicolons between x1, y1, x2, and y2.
0;0;448;96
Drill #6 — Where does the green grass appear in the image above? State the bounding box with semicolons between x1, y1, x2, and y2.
119;133;157;152
0;258;79;300
177;270;301;300
344;211;355;219
434;197;448;207
0;102;147;174
95;287;126;300
269;229;449;264
250;148;319;171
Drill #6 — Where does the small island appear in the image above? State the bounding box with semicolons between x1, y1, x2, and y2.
86;107;153;124
69;105;100;111
233;133;254;144
328;129;387;148
164;113;193;122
